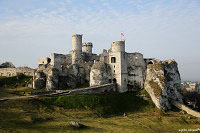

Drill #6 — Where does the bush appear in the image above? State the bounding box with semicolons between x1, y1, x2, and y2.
39;92;154;117
0;74;32;89
182;90;200;110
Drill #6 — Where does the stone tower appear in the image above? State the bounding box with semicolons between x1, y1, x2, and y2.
71;34;82;64
109;41;128;92
82;42;93;55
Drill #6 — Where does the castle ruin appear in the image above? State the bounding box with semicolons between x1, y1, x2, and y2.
33;34;146;92
0;34;184;110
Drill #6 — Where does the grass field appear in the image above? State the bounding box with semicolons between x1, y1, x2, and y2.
0;91;200;132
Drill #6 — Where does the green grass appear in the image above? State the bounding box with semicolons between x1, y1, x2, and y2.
0;91;200;132
0;74;32;89
0;74;47;98
40;93;153;116
39;92;154;116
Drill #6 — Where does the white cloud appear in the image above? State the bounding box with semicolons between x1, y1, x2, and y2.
0;0;200;80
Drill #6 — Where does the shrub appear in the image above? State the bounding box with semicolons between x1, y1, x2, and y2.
0;74;32;89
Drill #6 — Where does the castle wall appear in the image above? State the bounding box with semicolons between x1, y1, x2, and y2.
69;83;116;94
38;57;50;65
99;49;109;63
0;67;35;77
50;53;67;71
64;54;72;66
127;53;146;89
82;42;93;55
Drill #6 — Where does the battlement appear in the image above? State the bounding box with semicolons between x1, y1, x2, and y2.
83;42;93;47
82;42;93;55
72;34;82;37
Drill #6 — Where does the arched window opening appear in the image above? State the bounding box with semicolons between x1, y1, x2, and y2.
113;78;117;83
111;57;116;63
148;61;153;65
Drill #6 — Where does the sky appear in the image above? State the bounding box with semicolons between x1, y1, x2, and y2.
0;0;200;81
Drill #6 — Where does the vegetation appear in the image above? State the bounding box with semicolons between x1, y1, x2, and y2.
0;91;200;132
138;88;151;99
182;88;200;111
0;76;200;132
0;73;32;89
149;80;162;98
39;92;154;117
0;74;34;98
0;61;15;68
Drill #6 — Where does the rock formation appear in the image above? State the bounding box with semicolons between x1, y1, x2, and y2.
144;59;183;110
90;62;112;86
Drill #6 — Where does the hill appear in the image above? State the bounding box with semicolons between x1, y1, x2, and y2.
0;91;200;132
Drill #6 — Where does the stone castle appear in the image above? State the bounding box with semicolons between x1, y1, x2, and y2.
0;34;185;110
33;34;185;110
33;34;150;92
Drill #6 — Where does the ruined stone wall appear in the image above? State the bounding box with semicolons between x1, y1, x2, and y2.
38;57;50;65
99;49;109;63
127;53;146;90
82;42;93;55
82;53;100;63
50;53;67;71
0;67;35;77
64;54;72;66
70;83;116;94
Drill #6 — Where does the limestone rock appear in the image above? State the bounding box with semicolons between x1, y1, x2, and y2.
90;62;112;86
69;121;85;129
46;68;59;90
144;59;183;110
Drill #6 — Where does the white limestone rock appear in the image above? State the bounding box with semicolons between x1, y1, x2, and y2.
46;68;59;90
144;59;183;110
90;62;112;86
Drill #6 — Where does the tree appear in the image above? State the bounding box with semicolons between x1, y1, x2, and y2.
0;62;15;68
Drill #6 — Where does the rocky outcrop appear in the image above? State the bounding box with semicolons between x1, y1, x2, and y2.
46;68;59;90
90;62;112;86
144;59;183;110
69;121;86;129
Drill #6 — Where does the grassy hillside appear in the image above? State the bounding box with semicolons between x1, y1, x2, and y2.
39;92;153;116
0;91;200;132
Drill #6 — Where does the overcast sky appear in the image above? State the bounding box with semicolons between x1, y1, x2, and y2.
0;0;200;81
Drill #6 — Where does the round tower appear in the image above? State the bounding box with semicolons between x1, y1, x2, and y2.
111;41;125;52
71;34;83;64
72;34;82;52
109;40;128;93
82;42;93;55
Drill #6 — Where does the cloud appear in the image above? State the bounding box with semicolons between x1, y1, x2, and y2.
0;0;200;80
